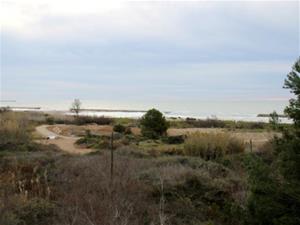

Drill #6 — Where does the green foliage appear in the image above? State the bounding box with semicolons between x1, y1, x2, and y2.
284;57;300;129
170;118;268;130
243;59;300;225
275;135;300;182
162;135;185;144
140;108;169;139
151;175;244;225
113;124;126;133
244;153;300;225
184;132;245;160
75;133;111;149
269;111;280;130
45;116;55;125
244;154;282;225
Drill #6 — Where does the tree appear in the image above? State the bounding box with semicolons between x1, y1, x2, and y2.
140;108;169;139
70;99;81;116
284;57;300;129
244;58;300;225
269;111;279;130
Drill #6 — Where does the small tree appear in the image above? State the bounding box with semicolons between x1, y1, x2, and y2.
140;108;169;139
269;111;279;130
70;99;81;116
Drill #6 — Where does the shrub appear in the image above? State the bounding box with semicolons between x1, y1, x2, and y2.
140;108;169;139
113;124;126;133
74;116;113;125
16;198;56;225
0;112;31;151
124;127;133;135
186;118;226;128
184;132;244;160
75;133;111;149
45;116;54;125
0;107;11;113
162;135;185;144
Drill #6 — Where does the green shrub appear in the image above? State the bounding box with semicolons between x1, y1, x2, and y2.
140;108;169;139
113;124;126;133
75;134;111;149
45;116;54;125
184;132;244;160
162;135;185;144
16;198;55;225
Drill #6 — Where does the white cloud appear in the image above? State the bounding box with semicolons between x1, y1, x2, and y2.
1;0;297;42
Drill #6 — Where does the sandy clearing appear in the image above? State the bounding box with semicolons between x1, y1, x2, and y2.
35;125;94;154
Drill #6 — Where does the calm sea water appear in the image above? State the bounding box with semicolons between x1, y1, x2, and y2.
3;99;291;123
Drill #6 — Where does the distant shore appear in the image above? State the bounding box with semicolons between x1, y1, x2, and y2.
1;106;292;123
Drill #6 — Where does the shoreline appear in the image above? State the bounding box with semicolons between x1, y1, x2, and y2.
2;107;292;124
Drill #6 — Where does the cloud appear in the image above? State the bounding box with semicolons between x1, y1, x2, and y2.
1;0;298;106
2;0;298;42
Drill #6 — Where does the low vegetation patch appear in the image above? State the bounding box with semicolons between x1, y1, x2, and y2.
0;111;35;152
184;132;245;160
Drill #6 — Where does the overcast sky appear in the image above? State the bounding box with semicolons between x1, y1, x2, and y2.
0;0;299;108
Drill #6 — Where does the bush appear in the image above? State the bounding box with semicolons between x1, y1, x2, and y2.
162;135;185;144
0;112;31;151
186;118;226;128
184;132;244;160
75;133;111;149
16;198;56;225
74;116;113;125
45;116;54;125
140;108;169;139
113;124;126;133
124;127;133;135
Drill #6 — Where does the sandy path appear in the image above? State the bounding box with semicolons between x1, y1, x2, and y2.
35;125;94;154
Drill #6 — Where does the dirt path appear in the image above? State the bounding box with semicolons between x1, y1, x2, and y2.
35;125;93;154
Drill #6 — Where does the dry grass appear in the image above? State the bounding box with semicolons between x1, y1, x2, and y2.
184;132;245;159
0;112;31;149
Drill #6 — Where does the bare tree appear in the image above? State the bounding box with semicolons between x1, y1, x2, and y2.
70;99;82;116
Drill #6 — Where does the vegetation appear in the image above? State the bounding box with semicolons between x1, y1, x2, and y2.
113;124;126;133
0;111;32;151
284;57;300;129
184;132;245;159
70;98;81;116
140;108;169;139
169;118;271;130
243;58;300;225
1;59;299;225
269;111;280;130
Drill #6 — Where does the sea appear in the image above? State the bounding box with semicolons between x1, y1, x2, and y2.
2;99;292;123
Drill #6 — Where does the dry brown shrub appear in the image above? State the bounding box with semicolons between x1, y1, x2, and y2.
184;132;245;160
0;112;31;149
54;154;159;225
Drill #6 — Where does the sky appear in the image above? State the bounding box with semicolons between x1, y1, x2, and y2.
0;0;299;111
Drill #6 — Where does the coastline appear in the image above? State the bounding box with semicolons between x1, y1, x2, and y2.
2;106;292;124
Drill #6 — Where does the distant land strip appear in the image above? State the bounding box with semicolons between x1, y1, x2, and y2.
257;114;288;118
80;108;147;113
81;108;171;114
1;106;41;110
